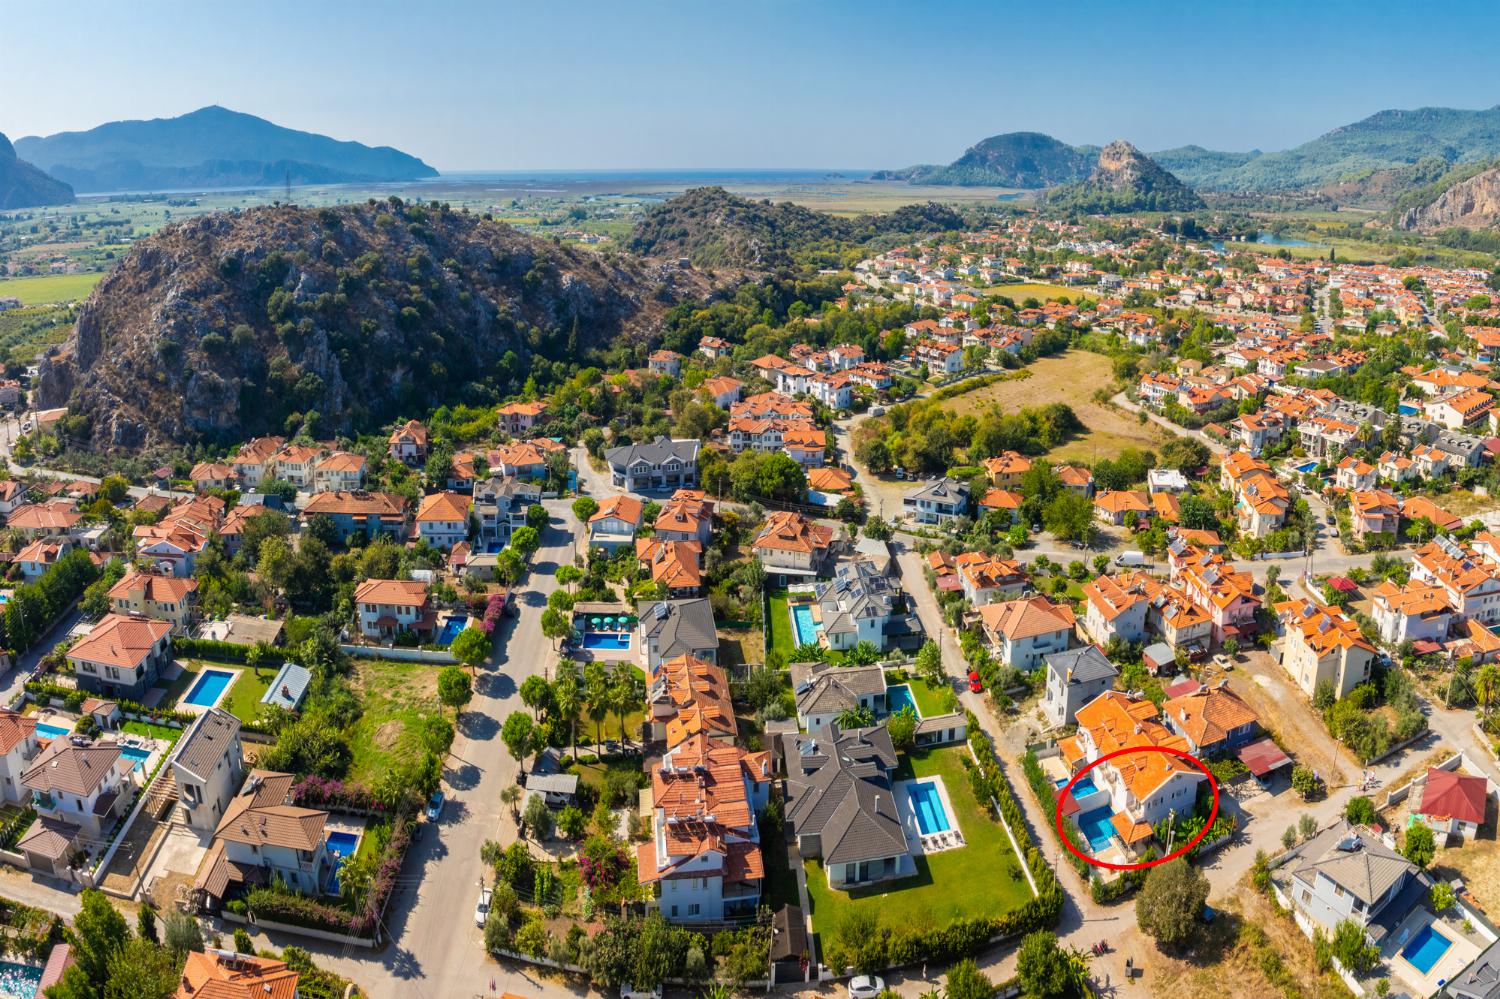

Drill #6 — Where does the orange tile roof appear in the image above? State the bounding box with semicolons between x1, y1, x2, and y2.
107;568;197;604
591;494;644;526
752;511;834;555
68;613;171;669
978;596;1075;641
415;491;472;523
1163;685;1260;748
177;950;299;999
353;578;428;607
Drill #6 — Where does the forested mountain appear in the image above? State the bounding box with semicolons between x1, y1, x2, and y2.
14;106;437;193
0;132;74;208
1148;146;1261;187
1191;106;1500;191
37;201;706;452
1045;141;1205;213
872;132;1098;188
626;187;964;268
1396;158;1500;230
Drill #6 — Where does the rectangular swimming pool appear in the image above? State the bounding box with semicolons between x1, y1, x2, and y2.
325;830;361;895
582;632;631;651
790;602;821;647
1402;924;1453;975
119;745;152;772
0;958;41;999
183;669;235;708
1075;806;1117;852
35;723;72;741
907;780;952;835
886;684;919;717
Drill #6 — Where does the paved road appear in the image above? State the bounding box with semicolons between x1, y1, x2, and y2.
252;501;587;999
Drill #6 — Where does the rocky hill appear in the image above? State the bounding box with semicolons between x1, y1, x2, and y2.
626;187;964;268
15;106;437;193
37;201;704;451
1045;140;1205;213
1398;162;1500;231
872;132;1098;188
0;132;74;209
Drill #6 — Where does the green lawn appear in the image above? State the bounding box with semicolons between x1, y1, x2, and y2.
0;272;106;305
154;659;207;706
122;720;183;746
907;676;955;718
767;591;794;659
802;746;1032;941
222;666;276;723
345;659;449;785
760;816;801;911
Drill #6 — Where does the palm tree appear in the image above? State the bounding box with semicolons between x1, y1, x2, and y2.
610;667;645;745
585;662;609;748
500;783;523;821
1476;663;1500;720
553;662;583;761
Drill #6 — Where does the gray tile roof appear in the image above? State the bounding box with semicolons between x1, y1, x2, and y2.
1290;821;1418;908
605;436;701;471
260;662;310;710
783;724;906;866
172;708;241;782
1045;646;1118;686
813;560;896;634
904;477;970;505
791;661;887;717
640;598;718;660
1449;938;1500;999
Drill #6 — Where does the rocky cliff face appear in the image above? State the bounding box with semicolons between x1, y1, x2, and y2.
1045;140;1205;213
39;201;706;452
1400;165;1500;230
0;132;74;209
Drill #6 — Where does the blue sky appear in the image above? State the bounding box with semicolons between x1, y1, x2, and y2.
4;0;1499;171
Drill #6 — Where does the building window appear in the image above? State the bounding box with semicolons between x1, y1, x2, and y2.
687;904;700;917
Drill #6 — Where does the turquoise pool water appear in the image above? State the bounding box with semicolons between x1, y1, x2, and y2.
1057;775;1100;797
119;745;151;772
582;632;631;651
35;723;71;740
886;684;919;717
183;669;235;707
325;831;361;894
907;780;951;835
0;959;40;999
1075;807;1117;851
437;615;467;645
1402;924;1452;975
790;602;821;646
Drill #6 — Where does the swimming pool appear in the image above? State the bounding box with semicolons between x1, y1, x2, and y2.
325;831;362;895
906;780;952;835
183;669;235;708
118;745;152;772
886;684;919;718
1398;404;1421;416
35;723;71;741
1075;807;1117;852
790;602;821;647
436;615;467;645
1057;775;1100;798
582;632;631;651
0;959;41;999
1401;923;1453;975
1291;460;1319;474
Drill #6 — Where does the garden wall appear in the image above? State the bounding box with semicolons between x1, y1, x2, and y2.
338;644;457;665
223;909;380;949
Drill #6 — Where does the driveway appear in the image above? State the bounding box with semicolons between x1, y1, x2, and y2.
243;501;585;999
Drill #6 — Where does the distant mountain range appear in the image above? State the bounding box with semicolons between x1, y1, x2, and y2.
14;106;437;193
876;106;1500;197
0;132;73;208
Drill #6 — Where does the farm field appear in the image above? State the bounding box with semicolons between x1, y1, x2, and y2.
982;282;1085;302
938;349;1168;462
0;271;105;305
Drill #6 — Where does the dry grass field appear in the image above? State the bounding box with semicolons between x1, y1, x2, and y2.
938;350;1168;462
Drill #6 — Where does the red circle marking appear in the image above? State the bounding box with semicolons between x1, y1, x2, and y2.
1052;743;1219;872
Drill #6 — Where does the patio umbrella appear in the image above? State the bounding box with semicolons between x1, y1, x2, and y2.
590;617;602;627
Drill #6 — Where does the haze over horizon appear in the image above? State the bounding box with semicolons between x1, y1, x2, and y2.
5;0;1500;172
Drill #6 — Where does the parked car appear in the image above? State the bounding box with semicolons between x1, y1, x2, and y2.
1212;654;1232;671
968;671;983;694
426;791;445;821
1114;551;1148;568
474;887;492;928
620;985;663;999
849;976;886;999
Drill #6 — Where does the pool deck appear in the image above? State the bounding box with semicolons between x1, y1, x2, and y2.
894;776;965;856
1383;909;1481;997
177;665;243;716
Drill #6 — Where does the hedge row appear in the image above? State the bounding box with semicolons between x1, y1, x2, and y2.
172;637;298;663
24;680;196;724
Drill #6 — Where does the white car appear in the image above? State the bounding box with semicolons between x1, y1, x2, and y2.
620;985;663;999
848;975;885;999
474;887;492;928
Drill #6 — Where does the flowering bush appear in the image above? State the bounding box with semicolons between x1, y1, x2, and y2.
578;835;631;896
290;775;386;813
479;592;507;636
